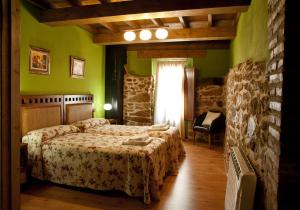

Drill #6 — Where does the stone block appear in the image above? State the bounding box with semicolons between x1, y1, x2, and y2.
276;87;282;96
274;42;284;56
269;73;283;83
269;101;281;111
269;126;280;140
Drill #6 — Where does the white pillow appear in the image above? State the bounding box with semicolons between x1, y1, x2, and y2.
202;112;221;126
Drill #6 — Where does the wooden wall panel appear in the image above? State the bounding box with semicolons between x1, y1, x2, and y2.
184;68;195;120
1;0;20;210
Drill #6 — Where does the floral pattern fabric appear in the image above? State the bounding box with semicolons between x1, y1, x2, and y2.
22;125;80;179
84;125;186;174
23;132;169;204
72;118;110;132
85;124;150;136
148;127;186;174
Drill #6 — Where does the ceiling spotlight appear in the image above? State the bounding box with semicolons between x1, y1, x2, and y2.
155;28;168;39
124;31;136;41
139;29;152;41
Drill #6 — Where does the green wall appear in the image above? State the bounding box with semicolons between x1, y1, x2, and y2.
128;50;229;78
127;51;152;76
20;1;105;117
230;0;269;66
193;49;230;79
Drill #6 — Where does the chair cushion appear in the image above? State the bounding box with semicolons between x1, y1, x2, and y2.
202;111;221;126
193;125;210;132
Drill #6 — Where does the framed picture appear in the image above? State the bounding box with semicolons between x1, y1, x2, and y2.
29;46;50;75
70;56;85;79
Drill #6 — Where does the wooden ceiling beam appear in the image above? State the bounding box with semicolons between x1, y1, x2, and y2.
208;14;213;27
189;21;209;28
137;49;207;58
68;0;83;6
47;0;72;8
79;24;99;34
40;0;250;25
106;0;128;2
178;16;188;28
233;12;241;26
94;26;236;45
26;0;50;9
126;41;230;51
125;20;140;29
100;22;119;32
151;18;164;27
81;0;102;5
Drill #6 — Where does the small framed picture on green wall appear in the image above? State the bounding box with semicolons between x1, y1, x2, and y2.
70;56;85;79
29;46;50;75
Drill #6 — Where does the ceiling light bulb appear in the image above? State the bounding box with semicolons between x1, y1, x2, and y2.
124;31;136;41
139;29;152;41
155;28;168;39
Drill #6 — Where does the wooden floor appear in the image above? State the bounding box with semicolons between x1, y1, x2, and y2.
21;142;227;210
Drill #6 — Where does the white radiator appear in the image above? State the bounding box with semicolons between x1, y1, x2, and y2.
225;147;257;210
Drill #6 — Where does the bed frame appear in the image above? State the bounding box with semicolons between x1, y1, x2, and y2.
21;94;94;136
63;95;93;124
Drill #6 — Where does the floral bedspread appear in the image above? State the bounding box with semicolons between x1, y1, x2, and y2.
148;127;186;174
85;125;186;174
85;124;150;136
23;130;168;204
22;125;80;180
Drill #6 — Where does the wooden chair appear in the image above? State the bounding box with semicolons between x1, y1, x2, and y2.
193;112;225;148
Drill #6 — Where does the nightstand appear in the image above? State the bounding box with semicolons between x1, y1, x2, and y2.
20;143;28;185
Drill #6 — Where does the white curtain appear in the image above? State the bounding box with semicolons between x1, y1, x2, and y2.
154;61;185;137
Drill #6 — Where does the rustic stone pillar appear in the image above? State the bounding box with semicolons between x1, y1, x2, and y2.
123;74;154;125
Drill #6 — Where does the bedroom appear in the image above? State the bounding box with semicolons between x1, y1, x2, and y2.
1;0;299;210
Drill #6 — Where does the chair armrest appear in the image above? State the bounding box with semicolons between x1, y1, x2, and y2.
193;113;207;128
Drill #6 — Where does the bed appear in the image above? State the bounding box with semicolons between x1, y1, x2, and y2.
63;96;186;174
21;95;173;204
75;123;185;174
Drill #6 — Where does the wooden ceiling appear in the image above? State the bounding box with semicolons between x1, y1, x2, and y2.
27;0;251;45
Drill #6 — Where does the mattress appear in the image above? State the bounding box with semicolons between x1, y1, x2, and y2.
23;130;168;204
84;124;186;174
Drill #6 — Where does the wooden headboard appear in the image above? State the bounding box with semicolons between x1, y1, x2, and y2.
21;94;94;136
21;95;64;136
63;94;94;124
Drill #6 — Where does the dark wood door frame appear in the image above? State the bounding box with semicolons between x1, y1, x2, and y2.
1;0;20;210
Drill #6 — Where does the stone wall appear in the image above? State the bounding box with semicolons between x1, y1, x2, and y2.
188;78;225;141
224;0;285;209
123;74;154;125
266;0;285;209
195;78;225;116
225;60;272;209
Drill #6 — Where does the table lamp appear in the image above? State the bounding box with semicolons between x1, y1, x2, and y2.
104;103;112;111
104;103;112;119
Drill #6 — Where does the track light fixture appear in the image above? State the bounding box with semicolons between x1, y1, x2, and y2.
123;28;168;41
